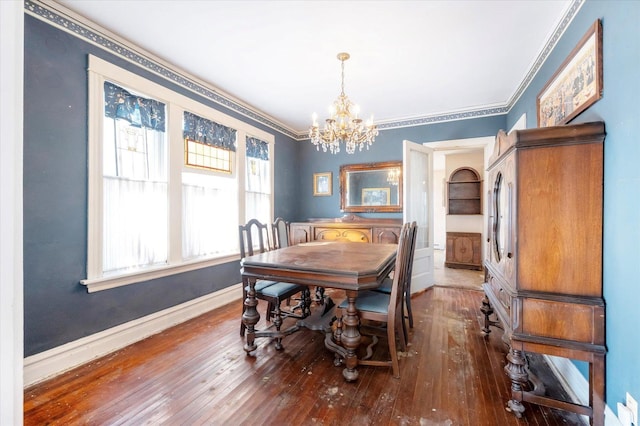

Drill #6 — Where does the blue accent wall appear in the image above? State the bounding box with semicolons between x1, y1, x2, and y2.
507;0;640;409
23;0;640;411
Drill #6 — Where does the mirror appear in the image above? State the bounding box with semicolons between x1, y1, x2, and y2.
340;161;403;213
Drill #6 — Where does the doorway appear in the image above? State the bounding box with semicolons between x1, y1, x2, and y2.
428;136;494;289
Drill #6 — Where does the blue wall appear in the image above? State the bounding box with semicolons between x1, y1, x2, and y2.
507;0;640;410
23;15;298;356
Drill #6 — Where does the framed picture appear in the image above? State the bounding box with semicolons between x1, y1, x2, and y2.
313;172;332;196
361;187;391;206
537;19;603;127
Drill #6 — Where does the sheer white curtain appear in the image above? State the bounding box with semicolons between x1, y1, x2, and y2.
182;172;238;260
245;156;271;225
103;119;168;274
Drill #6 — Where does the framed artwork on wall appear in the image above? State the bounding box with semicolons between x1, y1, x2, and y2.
537;19;603;127
361;187;391;206
313;172;332;196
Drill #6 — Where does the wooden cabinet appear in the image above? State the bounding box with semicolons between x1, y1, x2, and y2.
290;214;402;245
480;122;606;425
445;232;482;270
448;167;482;215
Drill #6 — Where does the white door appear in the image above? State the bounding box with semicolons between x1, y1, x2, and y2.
403;140;435;292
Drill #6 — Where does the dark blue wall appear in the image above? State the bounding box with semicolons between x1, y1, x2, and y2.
507;0;640;410
23;15;298;356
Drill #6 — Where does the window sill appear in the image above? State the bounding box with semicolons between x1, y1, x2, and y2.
80;253;239;293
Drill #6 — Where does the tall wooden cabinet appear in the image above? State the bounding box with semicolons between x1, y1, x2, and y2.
480;122;606;425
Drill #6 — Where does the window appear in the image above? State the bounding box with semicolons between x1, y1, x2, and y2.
245;136;271;225
184;139;231;172
102;82;168;275
181;111;238;261
84;56;274;292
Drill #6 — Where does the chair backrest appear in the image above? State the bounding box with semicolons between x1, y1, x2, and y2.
388;223;412;317
272;217;290;249
239;218;272;258
404;221;418;295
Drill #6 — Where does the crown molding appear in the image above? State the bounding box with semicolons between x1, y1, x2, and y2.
25;0;300;139
25;0;583;141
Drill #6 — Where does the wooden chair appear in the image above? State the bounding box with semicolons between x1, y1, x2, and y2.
239;219;309;349
374;221;418;342
272;217;290;249
273;217;327;306
334;222;412;378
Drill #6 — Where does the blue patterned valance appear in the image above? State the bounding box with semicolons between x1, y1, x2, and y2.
104;81;165;131
246;136;269;160
183;111;237;152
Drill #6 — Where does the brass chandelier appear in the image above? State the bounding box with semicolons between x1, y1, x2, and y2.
309;52;378;154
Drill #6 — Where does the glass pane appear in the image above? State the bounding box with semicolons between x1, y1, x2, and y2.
409;149;430;250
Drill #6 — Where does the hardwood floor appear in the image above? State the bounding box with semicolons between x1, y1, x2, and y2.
24;285;586;425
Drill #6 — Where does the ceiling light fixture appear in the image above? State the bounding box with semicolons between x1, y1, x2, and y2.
309;52;378;154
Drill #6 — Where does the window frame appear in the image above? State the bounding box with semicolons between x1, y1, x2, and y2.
83;55;274;292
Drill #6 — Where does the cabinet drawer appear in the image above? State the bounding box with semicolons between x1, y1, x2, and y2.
487;274;511;313
314;227;371;243
373;227;401;244
520;298;605;345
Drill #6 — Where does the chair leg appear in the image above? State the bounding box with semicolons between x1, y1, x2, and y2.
388;316;400;378
401;302;409;344
405;290;414;328
397;308;407;353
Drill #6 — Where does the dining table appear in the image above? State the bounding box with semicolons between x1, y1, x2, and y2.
241;241;397;381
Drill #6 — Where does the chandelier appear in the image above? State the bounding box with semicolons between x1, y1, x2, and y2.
309;52;378;154
387;167;400;186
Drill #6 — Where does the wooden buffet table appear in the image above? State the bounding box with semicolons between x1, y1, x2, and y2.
241;241;397;381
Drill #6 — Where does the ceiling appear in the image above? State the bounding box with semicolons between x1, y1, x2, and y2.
55;0;573;135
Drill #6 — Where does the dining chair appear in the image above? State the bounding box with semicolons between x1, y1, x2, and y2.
239;218;309;349
334;222;411;378
273;216;327;306
374;221;418;342
272;217;290;249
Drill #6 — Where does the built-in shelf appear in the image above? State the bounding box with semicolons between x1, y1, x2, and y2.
447;167;482;215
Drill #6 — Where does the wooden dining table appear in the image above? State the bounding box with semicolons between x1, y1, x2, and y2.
241;241;397;381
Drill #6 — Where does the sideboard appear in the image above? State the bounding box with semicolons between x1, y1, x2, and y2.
289;214;402;245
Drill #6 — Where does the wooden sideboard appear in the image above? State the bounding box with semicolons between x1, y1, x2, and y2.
481;122;606;425
290;214;402;245
445;232;482;270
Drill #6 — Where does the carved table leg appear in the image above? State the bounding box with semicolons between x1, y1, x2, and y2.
504;345;528;419
480;294;494;334
272;303;283;351
340;291;361;381
303;287;312;317
242;277;260;354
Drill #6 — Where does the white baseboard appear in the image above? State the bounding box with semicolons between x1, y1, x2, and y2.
24;283;242;387
544;354;621;426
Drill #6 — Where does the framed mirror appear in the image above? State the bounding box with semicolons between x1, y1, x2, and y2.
339;161;403;213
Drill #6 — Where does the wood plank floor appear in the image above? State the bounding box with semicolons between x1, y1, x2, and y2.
24;285;586;425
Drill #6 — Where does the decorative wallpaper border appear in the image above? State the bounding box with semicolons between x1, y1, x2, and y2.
25;0;583;140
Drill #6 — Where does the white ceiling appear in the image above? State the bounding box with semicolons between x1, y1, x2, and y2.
55;0;572;134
